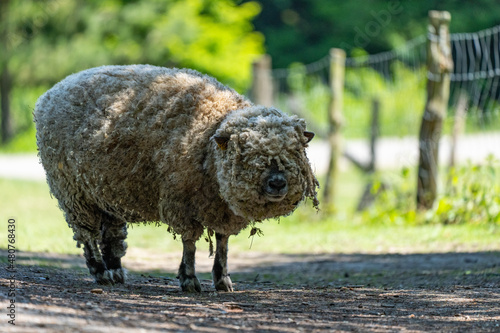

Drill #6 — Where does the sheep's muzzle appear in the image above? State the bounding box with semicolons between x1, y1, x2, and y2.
263;165;288;202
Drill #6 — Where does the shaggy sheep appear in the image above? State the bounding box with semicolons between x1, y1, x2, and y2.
34;65;319;292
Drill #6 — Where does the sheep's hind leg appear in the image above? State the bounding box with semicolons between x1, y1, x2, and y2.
178;238;201;292
83;239;114;285
100;220;128;284
212;233;233;292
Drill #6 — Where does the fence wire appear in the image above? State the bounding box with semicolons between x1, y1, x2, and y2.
271;24;500;146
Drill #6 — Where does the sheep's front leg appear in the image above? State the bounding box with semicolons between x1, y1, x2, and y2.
212;233;233;292
83;240;114;285
178;238;201;292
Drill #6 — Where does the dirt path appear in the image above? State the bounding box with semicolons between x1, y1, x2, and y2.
1;250;499;332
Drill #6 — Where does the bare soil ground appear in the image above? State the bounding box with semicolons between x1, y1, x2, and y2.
1;249;500;332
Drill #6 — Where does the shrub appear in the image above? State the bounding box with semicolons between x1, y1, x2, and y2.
432;156;500;225
360;156;500;225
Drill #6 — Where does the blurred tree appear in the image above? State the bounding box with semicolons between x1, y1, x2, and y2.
11;0;263;90
0;0;13;143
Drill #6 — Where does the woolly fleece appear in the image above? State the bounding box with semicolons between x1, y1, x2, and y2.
34;65;319;248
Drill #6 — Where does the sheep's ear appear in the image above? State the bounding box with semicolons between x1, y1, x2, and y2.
304;131;315;143
214;135;230;150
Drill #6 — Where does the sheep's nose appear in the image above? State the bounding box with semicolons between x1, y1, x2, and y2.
268;177;287;192
264;173;288;201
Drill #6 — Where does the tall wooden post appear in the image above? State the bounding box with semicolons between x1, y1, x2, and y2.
417;11;453;210
368;98;380;173
356;98;382;211
323;48;345;207
251;55;273;107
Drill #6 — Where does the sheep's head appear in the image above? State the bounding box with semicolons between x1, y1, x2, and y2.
211;106;319;221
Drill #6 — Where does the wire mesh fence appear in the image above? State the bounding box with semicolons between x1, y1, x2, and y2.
269;24;500;171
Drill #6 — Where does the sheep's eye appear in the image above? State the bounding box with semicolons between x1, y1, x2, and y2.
214;136;230;150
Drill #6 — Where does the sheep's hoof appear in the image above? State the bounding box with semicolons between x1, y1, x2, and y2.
214;275;233;292
179;275;201;293
95;270;115;286
110;268;127;284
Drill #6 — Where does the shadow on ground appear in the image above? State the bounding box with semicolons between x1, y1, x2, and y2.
1;249;499;332
6;249;500;288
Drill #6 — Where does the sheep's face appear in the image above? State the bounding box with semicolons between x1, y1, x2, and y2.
212;106;319;221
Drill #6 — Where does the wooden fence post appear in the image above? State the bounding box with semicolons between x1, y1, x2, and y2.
356;98;383;211
323;48;346;208
417;11;453;210
251;55;273;107
343;97;379;174
368;98;379;173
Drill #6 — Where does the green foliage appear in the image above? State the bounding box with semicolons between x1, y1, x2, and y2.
463;104;500;134
275;61;426;139
361;167;418;225
344;61;426;138
0;84;46;152
433;157;500;225
5;0;263;91
361;157;500;226
274;63;330;137
152;0;264;90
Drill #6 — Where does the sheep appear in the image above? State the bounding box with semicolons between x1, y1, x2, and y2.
34;65;319;292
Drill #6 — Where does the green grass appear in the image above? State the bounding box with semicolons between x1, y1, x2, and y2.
1;176;499;257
